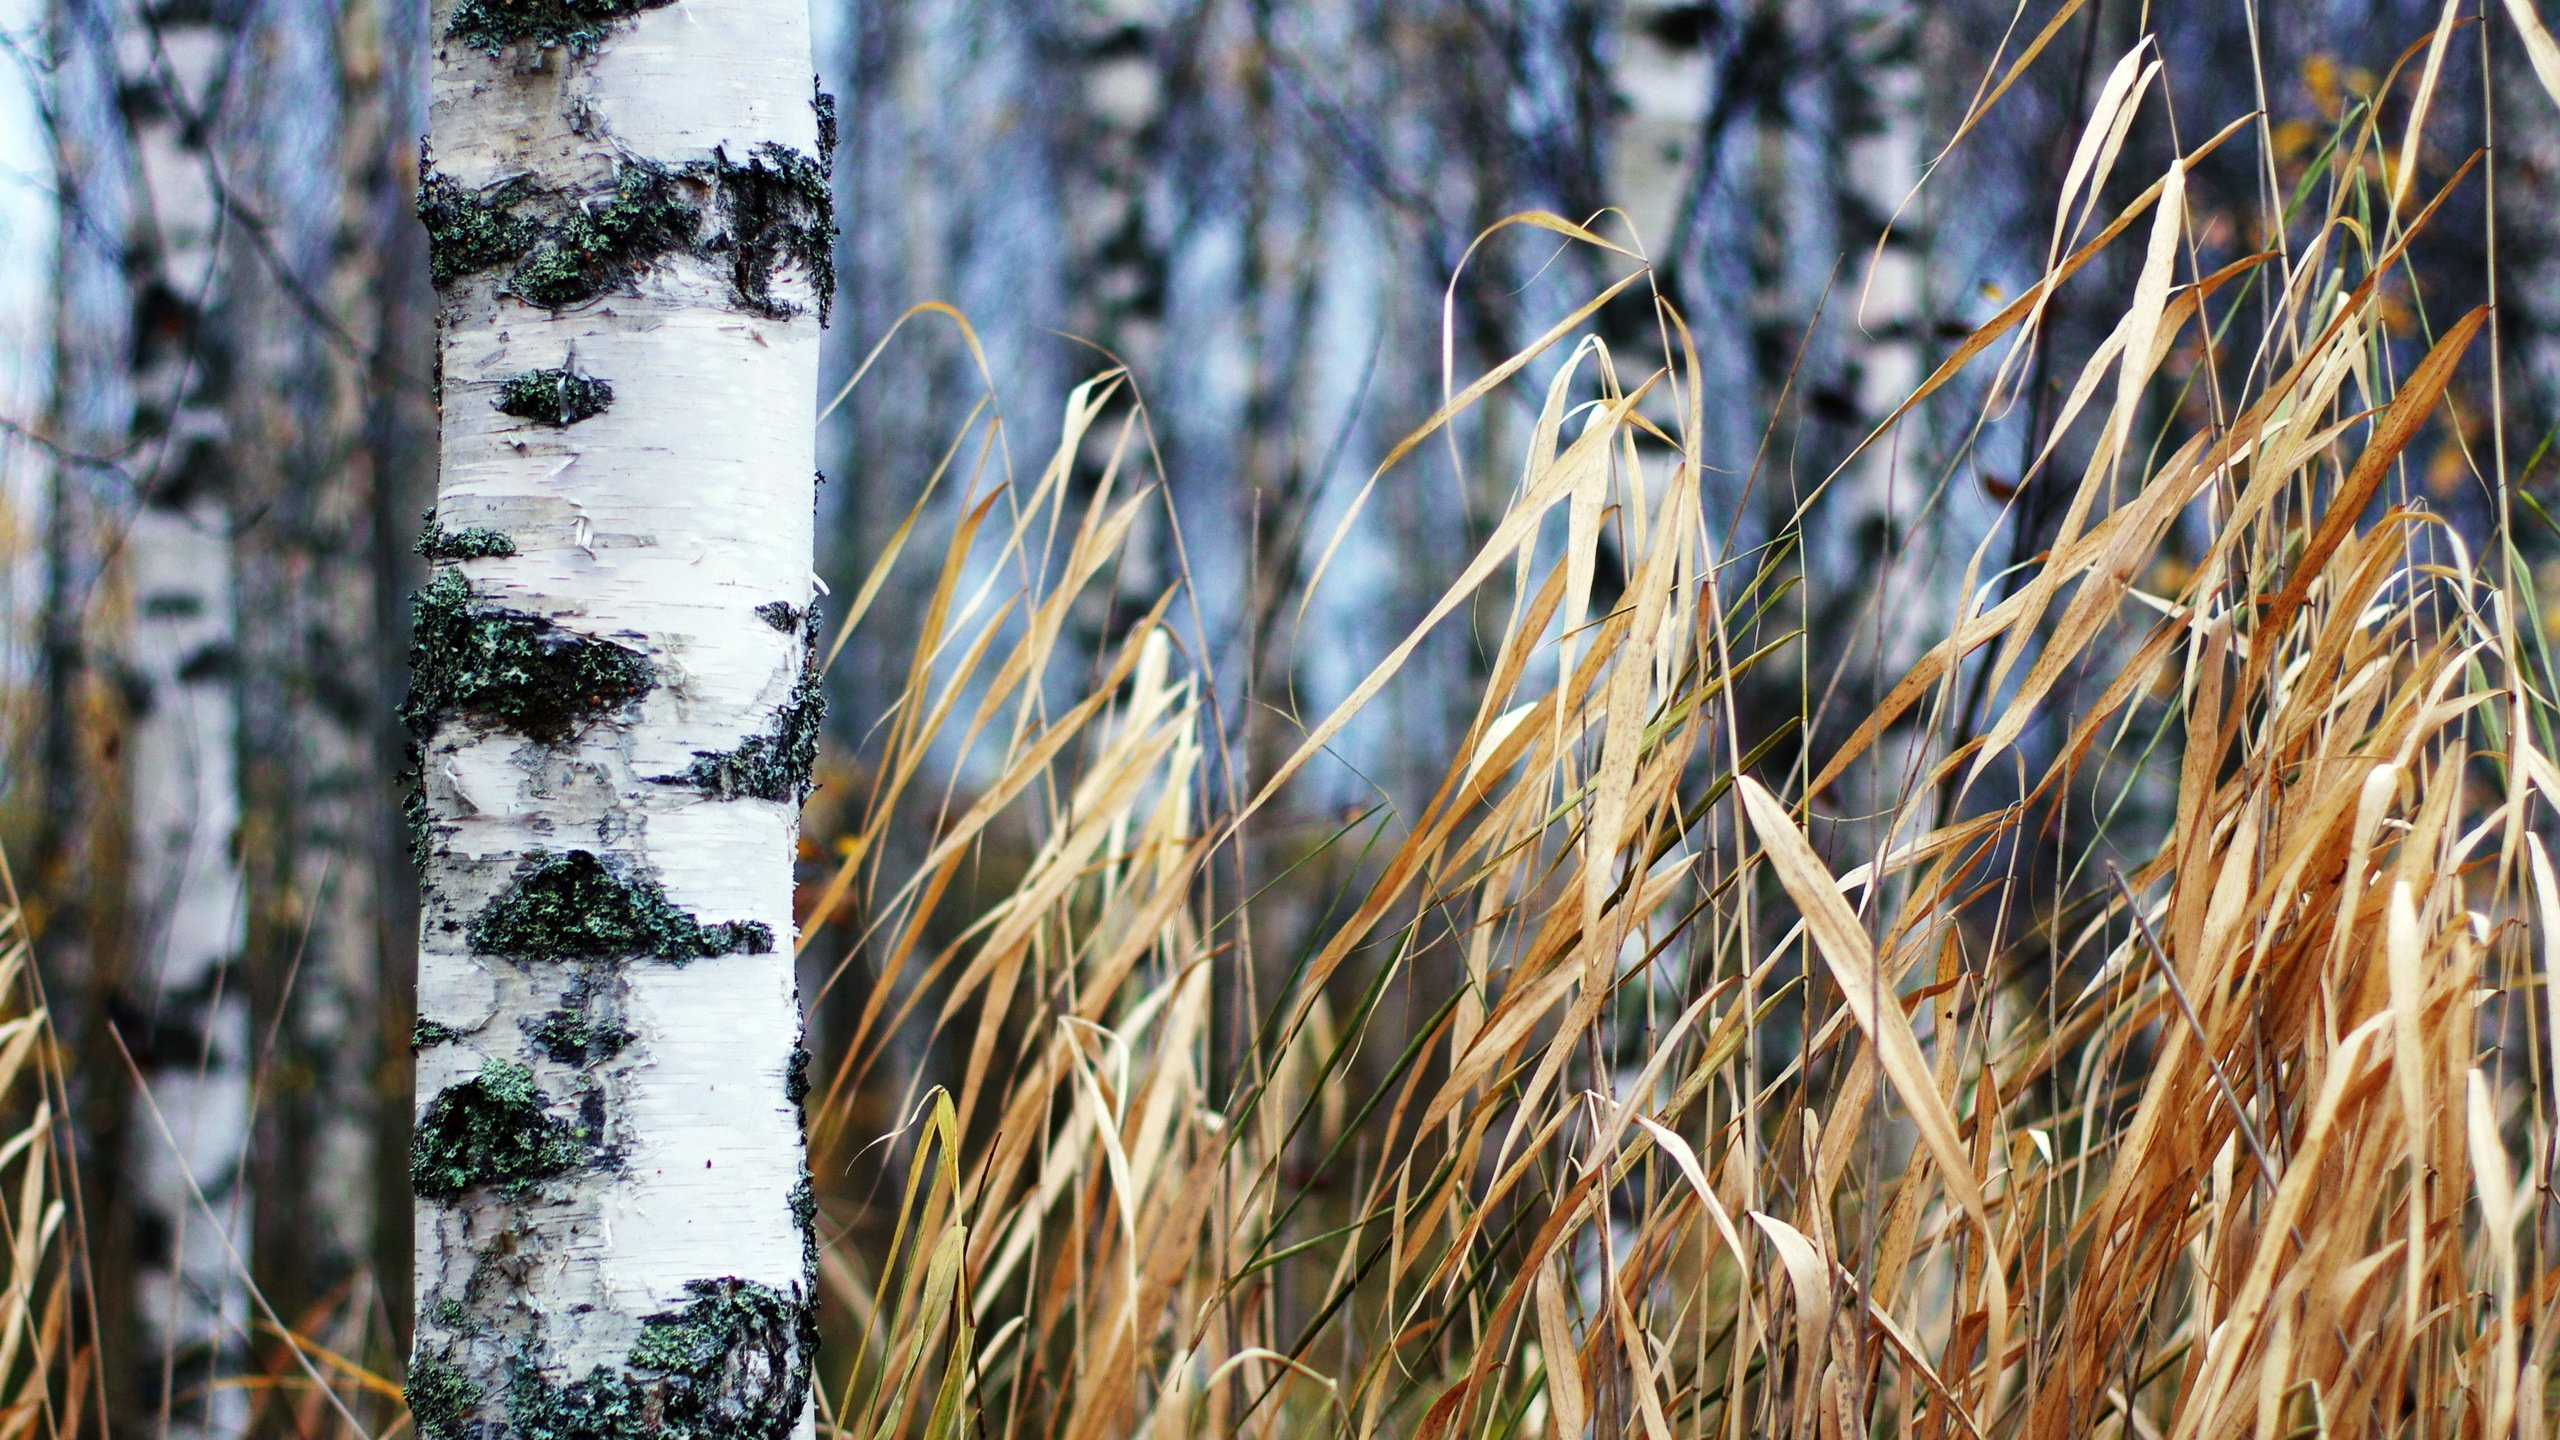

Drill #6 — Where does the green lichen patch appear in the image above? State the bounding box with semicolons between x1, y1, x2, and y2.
470;850;773;963
445;0;673;53
418;161;691;309
417;152;834;319
709;143;836;322
506;1279;814;1440
405;569;654;745
417;514;519;561
413;1059;590;1201
427;1297;474;1334
406;1352;483;1440
405;769;439;866
752;601;801;633
526;1007;632;1066
494;366;613;427
783;1046;810;1107
418;172;536;286
511;163;696;309
812;84;837;171
658;688;824;803
787;1178;817;1285
413;1019;467;1052
655;611;824;803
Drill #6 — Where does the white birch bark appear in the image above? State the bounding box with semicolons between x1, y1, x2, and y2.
407;0;827;1433
119;10;251;1432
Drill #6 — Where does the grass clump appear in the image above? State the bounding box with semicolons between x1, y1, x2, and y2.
411;1059;588;1201
469;849;772;963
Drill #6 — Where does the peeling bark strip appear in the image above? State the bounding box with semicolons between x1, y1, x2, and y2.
408;0;828;1432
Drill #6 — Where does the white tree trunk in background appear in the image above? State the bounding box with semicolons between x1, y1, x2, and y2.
1838;0;1925;533
406;0;828;1431
120;9;251;1433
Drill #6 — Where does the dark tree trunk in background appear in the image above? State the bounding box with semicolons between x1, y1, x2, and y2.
351;0;438;1366
42;0;143;1418
219;0;391;1416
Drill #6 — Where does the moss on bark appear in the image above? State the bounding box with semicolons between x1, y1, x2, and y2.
406;1353;483;1440
444;0;675;53
417;151;833;318
786;1178;817;1285
506;1279;815;1440
494;366;614;427
656;608;824;803
405;570;654;745
405;769;439;865
417;514;518;561
709;144;835;322
526;1007;632;1066
417;171;535;285
412;1059;591;1201
412;1019;467;1052
470;850;773;963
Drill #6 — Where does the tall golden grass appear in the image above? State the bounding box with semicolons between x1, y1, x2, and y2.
792;22;2560;1440
0;860;91;1440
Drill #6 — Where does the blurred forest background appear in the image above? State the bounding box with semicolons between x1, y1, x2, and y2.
2;0;2559;1435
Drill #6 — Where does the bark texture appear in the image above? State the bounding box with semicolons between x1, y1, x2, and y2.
407;0;827;1432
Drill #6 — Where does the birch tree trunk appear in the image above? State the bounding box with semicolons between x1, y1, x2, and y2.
121;3;253;1422
404;0;829;1430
